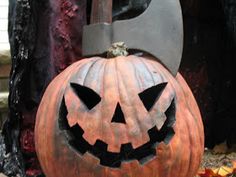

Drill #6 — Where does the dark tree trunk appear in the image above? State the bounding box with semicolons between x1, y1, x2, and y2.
0;0;87;176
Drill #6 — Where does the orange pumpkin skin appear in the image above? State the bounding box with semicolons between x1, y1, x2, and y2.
35;55;204;177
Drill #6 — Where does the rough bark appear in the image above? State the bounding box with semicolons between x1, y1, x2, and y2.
0;0;86;176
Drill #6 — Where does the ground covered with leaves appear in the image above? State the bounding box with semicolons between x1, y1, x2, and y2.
196;143;236;177
1;144;236;177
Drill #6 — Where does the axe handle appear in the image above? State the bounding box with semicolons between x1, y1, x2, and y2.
90;0;113;24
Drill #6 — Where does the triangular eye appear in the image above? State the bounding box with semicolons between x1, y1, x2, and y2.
138;83;167;111
71;83;101;110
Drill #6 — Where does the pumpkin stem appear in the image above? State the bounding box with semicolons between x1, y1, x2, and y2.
107;42;129;58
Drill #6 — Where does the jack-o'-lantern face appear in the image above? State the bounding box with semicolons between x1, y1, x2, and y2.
59;79;176;168
36;56;204;177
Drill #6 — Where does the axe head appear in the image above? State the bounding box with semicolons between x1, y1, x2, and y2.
82;0;183;76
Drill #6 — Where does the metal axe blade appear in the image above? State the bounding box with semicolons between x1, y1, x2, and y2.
82;0;183;76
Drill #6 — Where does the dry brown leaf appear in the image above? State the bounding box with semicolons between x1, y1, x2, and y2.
198;165;235;177
232;161;236;173
198;168;218;177
215;166;233;176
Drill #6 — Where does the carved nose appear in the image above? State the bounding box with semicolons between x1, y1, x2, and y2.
111;103;126;124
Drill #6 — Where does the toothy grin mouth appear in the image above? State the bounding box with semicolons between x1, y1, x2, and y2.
58;97;176;168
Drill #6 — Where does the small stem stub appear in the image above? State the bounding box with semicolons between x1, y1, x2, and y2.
107;42;129;58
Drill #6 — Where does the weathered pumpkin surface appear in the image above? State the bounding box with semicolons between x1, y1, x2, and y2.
35;55;204;177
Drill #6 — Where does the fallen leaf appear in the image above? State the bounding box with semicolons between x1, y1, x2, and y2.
198;168;218;177
215;166;233;176
232;161;236;173
198;166;234;177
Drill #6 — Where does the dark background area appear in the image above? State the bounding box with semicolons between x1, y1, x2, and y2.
0;0;235;176
180;0;236;148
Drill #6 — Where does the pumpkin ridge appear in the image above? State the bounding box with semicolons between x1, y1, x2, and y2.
176;74;204;147
168;130;182;177
133;56;164;132
169;72;194;177
173;76;202;177
83;57;102;86
37;61;83;175
101;58;119;149
113;57;130;147
127;56;155;137
115;57;141;148
137;59;178;144
139;57;156;84
150;60;176;129
70;57;102;146
175;75;204;168
84;59;105;92
185;109;201;177
129;56;144;91
184;102;203;164
172;75;194;177
177;78;200;125
97;60;107;145
175;109;191;177
185;110;195;177
182;86;203;175
132;56;156;90
129;55;155;147
151;62;189;177
144;58;168;85
72;58;99;85
114;56;121;107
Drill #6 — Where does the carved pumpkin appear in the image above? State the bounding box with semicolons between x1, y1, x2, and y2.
35;55;204;177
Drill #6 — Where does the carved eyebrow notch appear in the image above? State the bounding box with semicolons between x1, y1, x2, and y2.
70;83;101;110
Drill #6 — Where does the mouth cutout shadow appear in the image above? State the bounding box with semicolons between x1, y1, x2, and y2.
58;96;176;168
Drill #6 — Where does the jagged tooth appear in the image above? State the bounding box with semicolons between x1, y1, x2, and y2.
65;124;91;155
148;126;159;141
68;117;78;127
70;123;84;136
107;143;121;153
131;133;149;149
120;143;134;160
94;140;108;151
99;152;121;168
92;140;122;168
121;160;139;170
68;134;90;155
82;131;98;146
156;114;167;130
120;143;133;152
